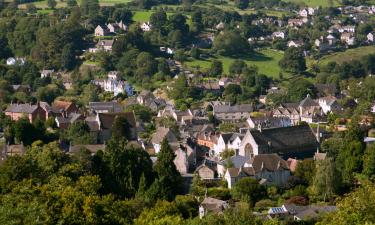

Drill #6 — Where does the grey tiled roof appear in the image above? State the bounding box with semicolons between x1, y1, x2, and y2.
5;103;40;114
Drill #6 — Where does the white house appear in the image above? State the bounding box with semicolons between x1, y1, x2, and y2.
299;8;309;17
140;22;152;31
367;32;374;43
40;69;54;78
318;96;342;114
94;25;110;37
341;32;355;46
272;31;285;39
213;133;234;156
6;57;26;66
338;25;355;33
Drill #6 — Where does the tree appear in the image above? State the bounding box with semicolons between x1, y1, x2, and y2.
279;47;306;74
101;138;154;198
26;3;37;13
363;144;375;178
190;47;200;59
112;8;133;24
231;177;265;206
136;52;157;77
317;180;375;225
213;31;250;56
294;159;315;185
309;157;340;201
13;118;37;145
47;0;57;9
150;10;167;30
150;138;183;201
229;59;247;75
61;43;76;70
235;0;249;9
209;60;223;77
286;78;315;102
111;115;133;141
65;121;94;145
134;201;183;225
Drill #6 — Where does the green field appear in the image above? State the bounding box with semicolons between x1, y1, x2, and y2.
19;0;132;9
282;0;341;7
185;49;287;78
317;46;375;66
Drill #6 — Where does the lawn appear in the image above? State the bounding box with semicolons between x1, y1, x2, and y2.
317;46;375;66
282;0;341;7
184;48;287;78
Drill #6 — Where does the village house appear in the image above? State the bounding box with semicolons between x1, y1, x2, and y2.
140;22;152;31
5;103;46;123
151;127;179;154
40;69;54;78
272;31;285;39
92;71;134;96
341;32;356;45
217;155;249;177
367;32;374;43
6;57;26;66
94;25;110;37
239;124;318;160
318;96;343;114
137;90;166;111
213;104;253;122
196;160;217;180
247;116;291;130
268;204;336;221
212;133;245;157
224;154;291;188
84;112;137;143
287;40;304;48
287;18;307;28
88;101;123;114
273;95;324;124
55;113;84;129
338;25;356;33
173;144;195;175
11;84;31;93
106;21;127;33
42;100;79;119
199;197;228;218
96;39;115;52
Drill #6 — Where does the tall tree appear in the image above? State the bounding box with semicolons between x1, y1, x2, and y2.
150;138;182;201
209;60;223;77
309;157;341;201
61;43;76;70
279;47;307;74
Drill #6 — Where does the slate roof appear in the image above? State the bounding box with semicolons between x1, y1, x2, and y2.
214;104;253;114
98;112;136;130
218;155;249;168
88;102;123;113
151;127;178;144
200;197;227;214
299;95;319;107
250;125;318;159
246;154;289;173
5;103;40;114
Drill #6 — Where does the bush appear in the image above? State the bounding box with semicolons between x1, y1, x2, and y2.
254;199;276;212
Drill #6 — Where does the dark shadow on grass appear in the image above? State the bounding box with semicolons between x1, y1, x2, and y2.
218;51;273;62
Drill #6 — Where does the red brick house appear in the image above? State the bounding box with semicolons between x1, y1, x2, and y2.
5;103;46;123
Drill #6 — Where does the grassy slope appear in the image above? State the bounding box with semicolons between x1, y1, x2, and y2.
316;46;375;66
185;49;287;78
282;0;341;7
